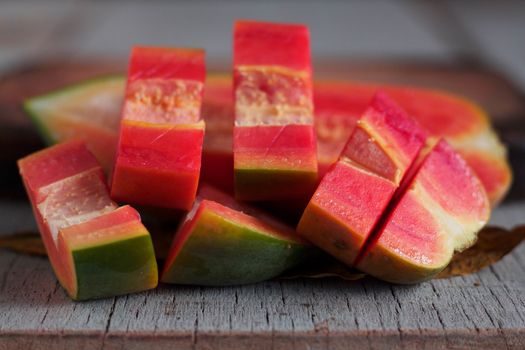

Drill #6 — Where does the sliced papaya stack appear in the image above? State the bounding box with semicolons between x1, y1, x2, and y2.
299;93;490;283
23;76;511;206
297;92;427;266
161;186;313;286
355;139;490;283
110;47;206;210
18;140;158;300
314;81;511;206
22;74;235;193
233;20;318;200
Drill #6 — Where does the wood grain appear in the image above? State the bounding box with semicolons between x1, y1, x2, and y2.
1;242;524;350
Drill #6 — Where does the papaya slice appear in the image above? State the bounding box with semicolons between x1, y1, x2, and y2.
297;92;427;267
24;76;511;205
18;140;158;300
355;139;490;283
232;21;318;200
110;47;206;210
298;93;490;283
161;186;314;286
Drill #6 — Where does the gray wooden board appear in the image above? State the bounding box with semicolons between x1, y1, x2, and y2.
0;201;525;349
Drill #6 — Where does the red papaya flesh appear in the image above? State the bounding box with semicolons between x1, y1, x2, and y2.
314;81;510;205
299;92;490;283
233;21;318;201
110;47;206;210
355;139;490;283
297;92;427;267
24;76;510;205
161;186;313;286
18;140;158;300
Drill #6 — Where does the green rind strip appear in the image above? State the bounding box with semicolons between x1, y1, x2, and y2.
162;209;312;286
23;75;125;146
72;233;158;300
23;100;57;145
234;167;318;201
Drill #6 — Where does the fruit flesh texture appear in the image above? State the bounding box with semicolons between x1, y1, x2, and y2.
18;140;158;300
297;93;427;267
299;96;490;283
59;206;158;300
111;47;205;210
355;139;490;283
233;21;318;200
314;81;510;205
161;186;312;286
196;79;510;205
25;76;510;205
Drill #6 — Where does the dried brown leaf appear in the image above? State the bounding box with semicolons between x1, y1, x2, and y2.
437;226;525;278
0;231;46;256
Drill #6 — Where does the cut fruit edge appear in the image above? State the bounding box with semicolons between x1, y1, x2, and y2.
162;185;309;278
297;92;429;267
353;137;490;273
18;140;157;299
339;91;428;185
233;21;317;201
23;74;511;206
297;92;490;279
110;46;207;210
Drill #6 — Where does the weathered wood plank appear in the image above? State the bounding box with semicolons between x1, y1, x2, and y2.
0;174;523;350
0;202;524;350
0;208;524;349
1;243;525;350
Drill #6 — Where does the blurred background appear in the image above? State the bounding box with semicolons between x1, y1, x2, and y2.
0;0;524;230
0;0;524;85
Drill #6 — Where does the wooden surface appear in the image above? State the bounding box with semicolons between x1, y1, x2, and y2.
0;146;524;350
1;234;525;350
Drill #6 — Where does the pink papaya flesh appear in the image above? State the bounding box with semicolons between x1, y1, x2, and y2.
18;140;158;300
233;21;318;201
161;186;313;286
111;47;206;210
299;91;490;283
355;139;490;283
297;92;427;266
